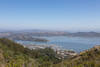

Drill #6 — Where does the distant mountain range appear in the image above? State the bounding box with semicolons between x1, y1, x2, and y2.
67;32;100;37
0;29;100;38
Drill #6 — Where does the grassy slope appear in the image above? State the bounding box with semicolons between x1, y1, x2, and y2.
0;38;61;67
0;38;39;67
54;46;100;67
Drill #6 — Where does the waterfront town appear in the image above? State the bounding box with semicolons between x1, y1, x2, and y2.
23;44;77;59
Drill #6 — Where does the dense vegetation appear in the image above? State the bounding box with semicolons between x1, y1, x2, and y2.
0;38;61;67
0;38;100;67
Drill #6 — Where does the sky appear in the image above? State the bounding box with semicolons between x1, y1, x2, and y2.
0;0;99;32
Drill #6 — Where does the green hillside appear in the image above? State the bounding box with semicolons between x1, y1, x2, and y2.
0;38;61;67
0;38;100;67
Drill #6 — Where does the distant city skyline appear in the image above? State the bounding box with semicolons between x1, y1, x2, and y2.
0;0;99;32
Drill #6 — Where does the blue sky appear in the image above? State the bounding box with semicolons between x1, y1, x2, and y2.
0;0;99;32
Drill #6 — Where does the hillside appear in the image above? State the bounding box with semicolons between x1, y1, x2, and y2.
0;38;61;67
0;38;100;67
54;45;100;67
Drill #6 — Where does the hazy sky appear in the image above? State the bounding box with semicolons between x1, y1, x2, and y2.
0;0;99;32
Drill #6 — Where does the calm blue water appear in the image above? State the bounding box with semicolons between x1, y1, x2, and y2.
16;36;100;52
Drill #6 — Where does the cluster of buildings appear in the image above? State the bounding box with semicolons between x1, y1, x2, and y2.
23;44;77;59
55;49;77;59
